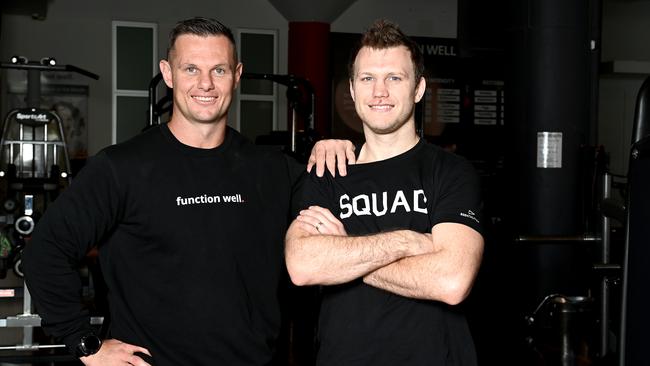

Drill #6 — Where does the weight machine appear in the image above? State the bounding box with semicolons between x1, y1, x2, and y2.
0;56;102;361
618;75;650;366
523;76;650;366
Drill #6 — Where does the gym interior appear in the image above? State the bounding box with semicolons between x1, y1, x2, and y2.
1;0;649;365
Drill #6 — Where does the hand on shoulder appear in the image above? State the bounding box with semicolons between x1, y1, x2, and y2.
307;139;356;177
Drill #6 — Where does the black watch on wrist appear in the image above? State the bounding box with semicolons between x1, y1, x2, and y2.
75;333;102;357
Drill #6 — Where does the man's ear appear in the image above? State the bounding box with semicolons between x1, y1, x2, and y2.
159;59;173;89
349;79;355;102
415;76;426;103
233;62;243;89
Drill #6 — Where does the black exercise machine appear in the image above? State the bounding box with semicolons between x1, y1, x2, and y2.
0;55;102;358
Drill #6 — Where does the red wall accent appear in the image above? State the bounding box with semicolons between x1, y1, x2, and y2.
288;21;331;137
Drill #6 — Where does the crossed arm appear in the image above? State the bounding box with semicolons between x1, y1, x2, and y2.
284;206;484;305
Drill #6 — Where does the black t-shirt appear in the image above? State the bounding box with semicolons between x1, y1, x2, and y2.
24;125;303;366
297;139;483;366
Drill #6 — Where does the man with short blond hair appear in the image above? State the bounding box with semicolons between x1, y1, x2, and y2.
286;19;484;365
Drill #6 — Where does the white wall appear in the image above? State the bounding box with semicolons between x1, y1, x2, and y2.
602;1;650;63
599;77;645;175
0;0;456;155
599;1;650;175
332;0;456;37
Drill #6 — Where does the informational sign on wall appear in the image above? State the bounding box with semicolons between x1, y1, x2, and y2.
537;132;563;168
473;80;504;126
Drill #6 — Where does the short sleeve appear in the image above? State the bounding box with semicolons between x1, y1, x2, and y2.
430;156;484;236
292;170;339;218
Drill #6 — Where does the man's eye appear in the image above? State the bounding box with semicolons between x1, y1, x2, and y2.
214;68;226;75
186;67;197;73
360;76;373;82
388;76;402;81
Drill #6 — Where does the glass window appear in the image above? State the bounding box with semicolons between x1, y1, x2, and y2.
240;100;274;142
116;27;154;90
112;21;157;144
116;96;149;143
240;33;275;95
237;29;277;142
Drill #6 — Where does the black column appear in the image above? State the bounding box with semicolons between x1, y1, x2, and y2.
507;0;593;236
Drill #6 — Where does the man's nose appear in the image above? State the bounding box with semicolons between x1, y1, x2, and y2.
197;72;215;90
373;80;388;98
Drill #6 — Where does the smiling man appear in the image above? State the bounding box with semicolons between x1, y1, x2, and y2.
23;17;352;366
159;28;241;147
285;19;485;365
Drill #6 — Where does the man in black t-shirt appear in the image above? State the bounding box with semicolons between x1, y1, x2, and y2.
286;19;485;365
